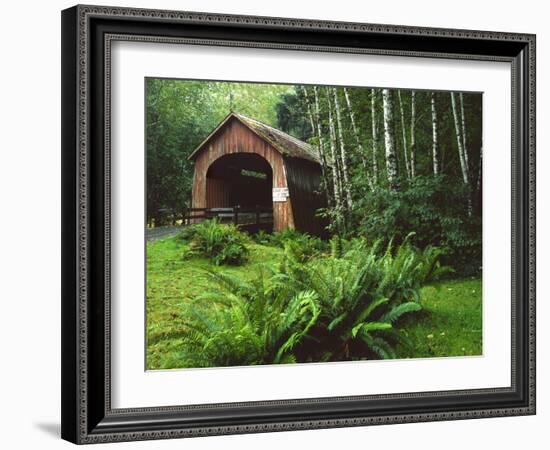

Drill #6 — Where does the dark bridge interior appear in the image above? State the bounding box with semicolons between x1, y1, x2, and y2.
205;153;273;209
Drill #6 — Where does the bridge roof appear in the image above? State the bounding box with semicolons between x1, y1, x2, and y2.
188;112;320;164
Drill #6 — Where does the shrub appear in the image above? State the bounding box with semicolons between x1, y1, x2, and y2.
171;234;448;366
354;175;481;276
177;219;249;265
276;237;449;361
266;229;327;262
251;229;271;245
172;270;320;368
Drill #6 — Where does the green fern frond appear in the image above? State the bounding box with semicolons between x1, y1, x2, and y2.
351;321;393;338
369;337;397;359
328;313;347;331
381;302;422;323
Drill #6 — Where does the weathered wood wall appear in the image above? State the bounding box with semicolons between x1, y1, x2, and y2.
191;119;294;231
205;178;230;208
284;157;328;237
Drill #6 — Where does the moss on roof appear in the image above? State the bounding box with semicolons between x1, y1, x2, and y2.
188;112;320;163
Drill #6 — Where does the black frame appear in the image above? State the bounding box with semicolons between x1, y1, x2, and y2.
61;4;536;444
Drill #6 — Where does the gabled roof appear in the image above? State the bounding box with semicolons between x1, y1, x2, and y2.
188;112;320;163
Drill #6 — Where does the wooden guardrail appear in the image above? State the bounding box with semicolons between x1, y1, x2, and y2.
185;205;273;227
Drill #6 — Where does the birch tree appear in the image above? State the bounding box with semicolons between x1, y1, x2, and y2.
382;88;399;190
430;92;440;176
451;92;472;216
398;90;411;179
344;87;372;188
459;93;470;171
314;87;334;205
371;89;379;186
450;92;469;185
302;86;316;136
333;88;353;208
476;146;483;193
302;86;333;206
410;91;417;178
326;87;344;225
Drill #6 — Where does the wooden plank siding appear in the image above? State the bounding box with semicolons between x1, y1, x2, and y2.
283;157;328;237
191;118;294;231
205;178;231;208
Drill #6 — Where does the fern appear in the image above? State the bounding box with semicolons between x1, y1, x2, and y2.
177;219;249;265
381;302;423;323
273;237;436;361
351;321;392;338
171;235;445;366
173;269;320;368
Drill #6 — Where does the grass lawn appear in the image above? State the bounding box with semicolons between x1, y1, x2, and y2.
146;235;482;370
146;236;285;369
395;277;482;358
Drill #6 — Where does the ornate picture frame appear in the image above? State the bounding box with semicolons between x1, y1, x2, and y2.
61;4;535;444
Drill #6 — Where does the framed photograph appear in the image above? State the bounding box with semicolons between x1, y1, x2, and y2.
61;4;536;444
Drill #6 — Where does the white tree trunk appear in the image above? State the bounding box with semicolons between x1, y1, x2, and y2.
371;89;379;186
410;91;417;178
451;92;469;185
382;89;399;190
431;92;440;176
326;88;343;219
333;88;353;208
459;92;470;171
302;86;316;134
312;86;333;204
476;146;483;193
398;90;411;179
303;86;332;206
344;87;372;188
451;92;472;217
343;88;361;152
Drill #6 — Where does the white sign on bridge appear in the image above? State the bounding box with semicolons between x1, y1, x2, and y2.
272;187;289;202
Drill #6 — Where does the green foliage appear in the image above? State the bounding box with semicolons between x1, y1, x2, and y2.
255;229;328;262
153;236;448;367
328;235;369;258
146;79;293;225
394;277;482;358
276;91;312;141
275;238;447;361
146;79;482;276
146;235;480;370
146;79;213;226
356;175;481;276
177;220;250;265
145;78;484;369
251;229;271;245
170;269;320;368
381;302;423;323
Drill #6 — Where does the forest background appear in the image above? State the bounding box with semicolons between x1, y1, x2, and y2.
146;79;482;275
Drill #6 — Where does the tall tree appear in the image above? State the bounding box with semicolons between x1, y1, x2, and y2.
343;88;372;188
410;91;417;178
302;86;316;135
430;92;440;176
303;86;333;207
451;92;472;216
326;87;344;226
398;90;411;179
476;146;483;193
333;88;354;208
459;92;470;171
450;92;469;185
382;89;399;190
370;89;379;186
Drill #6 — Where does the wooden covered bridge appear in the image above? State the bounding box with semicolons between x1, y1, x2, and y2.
188;112;326;235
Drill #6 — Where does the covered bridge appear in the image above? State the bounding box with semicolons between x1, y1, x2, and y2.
188;112;326;235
